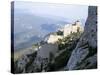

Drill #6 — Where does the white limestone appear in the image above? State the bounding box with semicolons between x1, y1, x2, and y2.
64;21;84;37
47;34;63;44
46;21;84;44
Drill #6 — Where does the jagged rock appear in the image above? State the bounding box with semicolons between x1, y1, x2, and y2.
32;43;58;72
14;51;37;73
17;55;30;72
74;54;97;69
66;47;89;70
65;6;97;70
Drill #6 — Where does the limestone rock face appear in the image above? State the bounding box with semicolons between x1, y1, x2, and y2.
15;55;30;73
32;43;58;72
47;34;63;44
65;6;97;70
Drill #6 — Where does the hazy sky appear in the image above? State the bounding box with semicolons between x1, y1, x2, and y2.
14;1;88;25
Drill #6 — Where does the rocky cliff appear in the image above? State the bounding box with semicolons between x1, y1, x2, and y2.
13;6;97;73
65;6;97;70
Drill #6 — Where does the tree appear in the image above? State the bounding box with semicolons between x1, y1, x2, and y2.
57;30;63;35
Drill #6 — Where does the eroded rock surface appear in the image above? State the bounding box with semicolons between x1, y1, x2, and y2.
65;6;97;70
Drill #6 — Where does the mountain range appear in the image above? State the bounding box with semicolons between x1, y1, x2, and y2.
14;12;68;50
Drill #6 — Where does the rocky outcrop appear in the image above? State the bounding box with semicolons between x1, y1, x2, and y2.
14;6;97;73
32;43;58;72
65;6;97;70
64;21;84;37
44;21;83;44
14;51;37;73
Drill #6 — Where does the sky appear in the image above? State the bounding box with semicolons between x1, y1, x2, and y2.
14;1;88;25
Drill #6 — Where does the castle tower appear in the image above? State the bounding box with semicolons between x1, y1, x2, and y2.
75;20;82;26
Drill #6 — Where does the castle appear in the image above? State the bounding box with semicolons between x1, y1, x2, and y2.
45;20;84;44
64;20;84;37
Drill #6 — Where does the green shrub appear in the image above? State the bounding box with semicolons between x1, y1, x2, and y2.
58;31;81;51
25;51;37;71
53;49;71;70
57;30;63;35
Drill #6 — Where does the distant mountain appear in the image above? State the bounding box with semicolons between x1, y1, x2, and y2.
14;13;68;34
14;12;68;51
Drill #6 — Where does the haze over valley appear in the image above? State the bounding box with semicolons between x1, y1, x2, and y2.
14;2;88;51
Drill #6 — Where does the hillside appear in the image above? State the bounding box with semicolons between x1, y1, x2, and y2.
13;6;97;73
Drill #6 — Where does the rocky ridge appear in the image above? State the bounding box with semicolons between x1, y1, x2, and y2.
13;6;97;73
65;6;97;70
